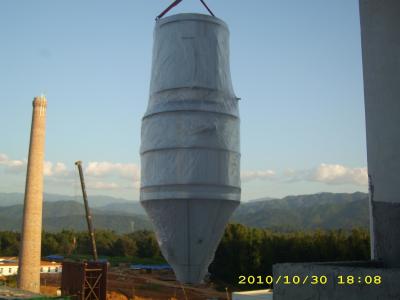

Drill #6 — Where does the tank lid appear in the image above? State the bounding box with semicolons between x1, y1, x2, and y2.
156;13;228;29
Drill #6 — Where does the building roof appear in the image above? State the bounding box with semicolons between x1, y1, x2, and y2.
233;289;273;295
0;260;61;267
0;257;17;262
130;264;172;270
44;255;64;261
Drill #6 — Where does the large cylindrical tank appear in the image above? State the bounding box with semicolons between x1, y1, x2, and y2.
360;0;400;267
140;13;240;283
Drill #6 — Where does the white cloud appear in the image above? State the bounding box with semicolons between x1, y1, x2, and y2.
309;163;368;186
85;161;140;181
44;161;68;177
74;161;142;190
54;162;67;174
242;164;367;187
0;153;8;163
59;161;141;190
2;151;365;191
44;161;53;176
285;163;368;186
1;153;68;177
0;153;26;173
87;181;119;190
0;153;141;191
241;170;276;182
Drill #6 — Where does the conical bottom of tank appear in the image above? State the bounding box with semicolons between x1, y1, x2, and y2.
141;199;239;284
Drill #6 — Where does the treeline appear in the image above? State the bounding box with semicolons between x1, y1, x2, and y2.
0;224;370;286
0;230;161;259
209;224;370;285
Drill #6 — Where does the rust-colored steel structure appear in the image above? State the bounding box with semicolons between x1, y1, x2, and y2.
61;261;108;300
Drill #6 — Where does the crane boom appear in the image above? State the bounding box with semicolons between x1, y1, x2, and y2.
75;160;98;261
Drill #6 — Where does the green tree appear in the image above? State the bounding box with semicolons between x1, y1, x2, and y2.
42;232;59;255
112;236;137;257
133;231;160;258
0;231;20;256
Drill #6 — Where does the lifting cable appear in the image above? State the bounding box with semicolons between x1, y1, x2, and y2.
156;0;215;20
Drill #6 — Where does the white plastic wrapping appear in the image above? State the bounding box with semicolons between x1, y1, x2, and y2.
140;13;240;283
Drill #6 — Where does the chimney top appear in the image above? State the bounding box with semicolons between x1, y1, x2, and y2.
33;95;47;107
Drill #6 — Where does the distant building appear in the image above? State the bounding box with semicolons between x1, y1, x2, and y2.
0;257;61;277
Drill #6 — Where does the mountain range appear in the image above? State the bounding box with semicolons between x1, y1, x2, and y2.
0;200;151;233
232;192;369;230
0;192;143;209
0;192;369;233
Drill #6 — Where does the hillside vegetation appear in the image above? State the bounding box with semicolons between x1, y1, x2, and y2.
0;192;369;232
0;201;151;233
232;192;369;230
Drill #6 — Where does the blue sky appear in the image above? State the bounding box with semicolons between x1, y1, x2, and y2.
0;0;367;201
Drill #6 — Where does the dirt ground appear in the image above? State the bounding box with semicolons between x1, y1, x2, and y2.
39;267;229;300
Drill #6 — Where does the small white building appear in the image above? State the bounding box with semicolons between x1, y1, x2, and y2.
0;257;62;277
232;289;273;300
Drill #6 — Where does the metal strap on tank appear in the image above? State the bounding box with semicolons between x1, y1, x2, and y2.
141;183;241;191
141;146;240;156
143;109;239;121
156;0;215;20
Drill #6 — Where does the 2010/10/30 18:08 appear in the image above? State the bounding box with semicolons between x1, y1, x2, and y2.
238;275;382;286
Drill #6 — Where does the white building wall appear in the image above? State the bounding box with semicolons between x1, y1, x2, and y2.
0;264;61;276
0;266;18;276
